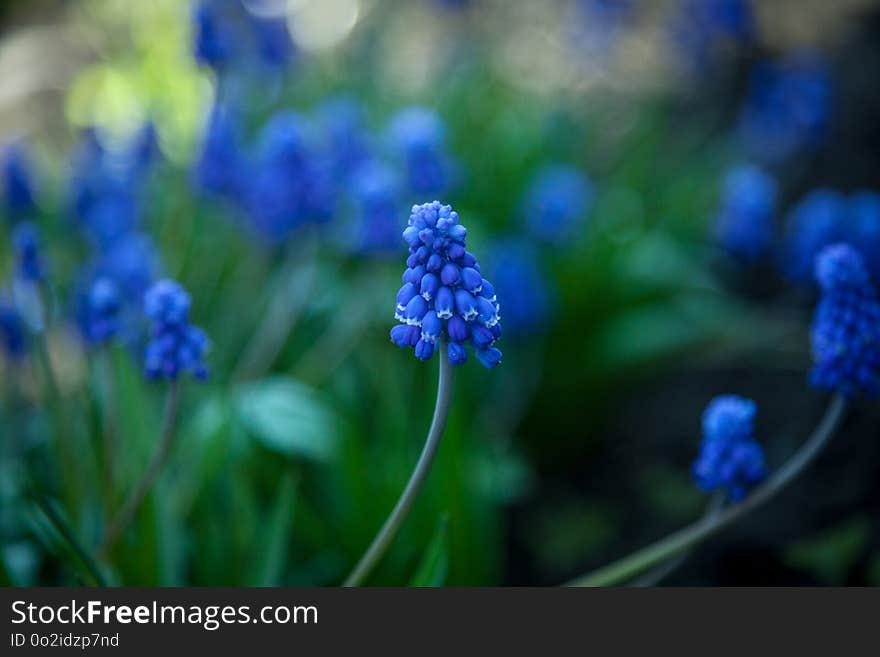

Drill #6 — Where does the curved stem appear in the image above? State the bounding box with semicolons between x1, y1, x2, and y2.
567;395;847;587
100;381;182;556
630;492;725;587
344;349;456;587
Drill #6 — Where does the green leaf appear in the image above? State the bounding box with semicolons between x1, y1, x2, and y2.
234;377;337;463
409;515;449;587
250;473;297;586
783;517;871;584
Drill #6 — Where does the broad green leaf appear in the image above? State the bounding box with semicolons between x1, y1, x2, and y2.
235;377;336;462
409;515;449;587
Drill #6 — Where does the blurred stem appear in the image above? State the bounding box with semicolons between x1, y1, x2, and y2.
567;395;847;587
630;491;725;587
344;347;456;587
100;381;182;556
98;348;117;514
31;494;107;586
232;236;319;381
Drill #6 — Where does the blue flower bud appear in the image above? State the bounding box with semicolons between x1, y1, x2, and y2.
397;283;419;310
427;253;444;272
415;338;435;361
476;296;498;326
476;346;502;369
448;243;465;261
435;286;454;319
447;315;469;342
460;267;482;294
420;273;440;301
403;225;421;247
421;310;442;343
391;323;420;348
404;295;428;325
454;289;478;321
472;325;494;349
447;341;467;365
440;262;460;286
403;265;426;286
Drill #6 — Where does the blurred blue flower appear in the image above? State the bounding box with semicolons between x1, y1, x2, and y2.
67;128;153;249
387;107;453;198
672;0;755;71
781;188;846;286
391;201;502;368
144;279;210;381
250;12;295;70
317;97;372;183
2;142;37;220
247;112;334;241
810;244;880;398
192;1;294;73
486;239;553;337
522;164;593;244
346;160;402;254
193;103;244;199
12;222;45;283
0;300;27;360
96;232;160;303
692;394;766;502
129;121;159;174
738;52;832;162
192;0;235;71
76;277;122;345
712;164;777;262
848;191;880;283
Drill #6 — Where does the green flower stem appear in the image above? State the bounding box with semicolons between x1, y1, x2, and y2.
31;494;107;586
567;395;846;587
100;381;182;556
630;491;725;587
233;236;319;381
344;347;456;587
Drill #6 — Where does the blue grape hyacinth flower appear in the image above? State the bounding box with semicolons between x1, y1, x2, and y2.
143;279;210;381
0;300;27;360
693;395;767;502
522;164;593;245
712;164;777;262
12;222;45;283
486;238;552;337
77;277;122;345
848;191;880;284
809;244;880;398
317;97;372;184
247;111;334;241
739;52;832;162
193;103;244;200
2;142;37;220
387;108;453;198
192;0;235;71
781;188;846;286
672;0;755;72
391;201;502;368
346;160;402;254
